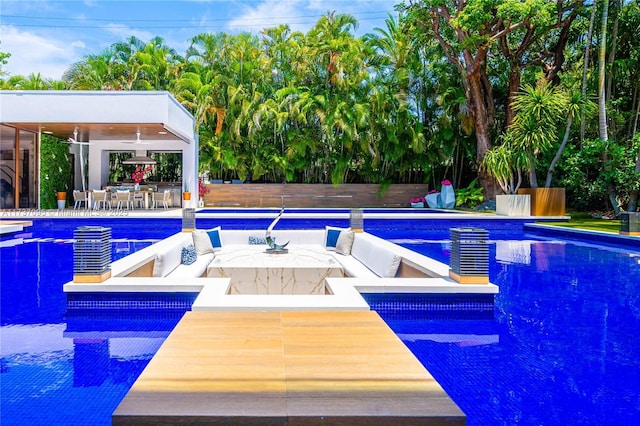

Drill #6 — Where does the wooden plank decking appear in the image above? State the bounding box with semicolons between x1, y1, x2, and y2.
113;310;465;425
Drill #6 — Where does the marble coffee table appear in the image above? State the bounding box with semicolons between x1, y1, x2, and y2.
206;245;344;295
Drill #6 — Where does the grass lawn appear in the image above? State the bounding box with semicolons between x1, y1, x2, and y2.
542;211;621;234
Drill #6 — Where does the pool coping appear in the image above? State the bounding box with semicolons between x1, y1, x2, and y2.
2;207;570;221
524;223;640;248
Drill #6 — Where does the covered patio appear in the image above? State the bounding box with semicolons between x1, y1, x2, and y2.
0;90;198;209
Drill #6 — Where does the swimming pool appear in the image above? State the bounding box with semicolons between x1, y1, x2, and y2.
369;227;640;425
1;218;639;425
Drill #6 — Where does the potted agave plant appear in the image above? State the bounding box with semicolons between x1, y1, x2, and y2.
183;183;191;201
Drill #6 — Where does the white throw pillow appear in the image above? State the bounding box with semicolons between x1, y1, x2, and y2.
324;226;349;251
335;230;355;255
192;226;223;255
192;230;213;255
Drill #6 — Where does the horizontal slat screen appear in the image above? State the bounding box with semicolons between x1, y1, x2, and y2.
201;183;430;208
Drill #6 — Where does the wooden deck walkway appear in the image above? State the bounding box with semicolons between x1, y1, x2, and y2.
113;310;465;425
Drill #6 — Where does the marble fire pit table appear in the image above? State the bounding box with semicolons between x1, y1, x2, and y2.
206;245;344;295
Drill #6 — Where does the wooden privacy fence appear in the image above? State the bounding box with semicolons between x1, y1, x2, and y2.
201;183;430;208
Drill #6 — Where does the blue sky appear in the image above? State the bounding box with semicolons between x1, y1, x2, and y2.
1;0;398;80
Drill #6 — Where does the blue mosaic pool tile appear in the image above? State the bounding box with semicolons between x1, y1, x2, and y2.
66;292;198;310
364;293;495;320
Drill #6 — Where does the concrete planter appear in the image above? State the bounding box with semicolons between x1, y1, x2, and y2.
517;188;565;216
620;212;640;236
496;194;531;216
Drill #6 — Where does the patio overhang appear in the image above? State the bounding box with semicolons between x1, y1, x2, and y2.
0;90;198;208
0;90;195;144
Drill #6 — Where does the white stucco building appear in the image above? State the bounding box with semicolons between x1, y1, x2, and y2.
0;90;198;209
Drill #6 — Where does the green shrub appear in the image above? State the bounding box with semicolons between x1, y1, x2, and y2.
40;134;72;209
558;138;640;211
455;179;484;208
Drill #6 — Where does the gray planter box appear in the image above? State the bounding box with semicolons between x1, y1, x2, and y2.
620;212;640;235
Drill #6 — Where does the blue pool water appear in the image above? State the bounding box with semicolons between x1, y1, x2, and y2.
1;218;639;425
369;227;640;425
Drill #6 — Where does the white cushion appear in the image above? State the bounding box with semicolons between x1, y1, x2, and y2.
335;231;355;255
168;253;214;279
152;244;183;277
351;235;401;278
350;236;372;264
332;253;378;278
367;243;401;278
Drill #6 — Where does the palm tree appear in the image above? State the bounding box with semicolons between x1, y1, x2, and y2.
63;50;117;90
597;0;621;214
261;25;304;88
545;90;595;187
187;32;229;68
482;141;528;194
482;80;563;192
132;37;183;90
598;0;609;142
509;81;565;187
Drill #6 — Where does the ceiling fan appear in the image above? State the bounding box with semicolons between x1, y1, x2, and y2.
65;129;90;145
123;131;151;145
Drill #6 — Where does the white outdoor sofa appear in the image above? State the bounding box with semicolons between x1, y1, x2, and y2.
110;228;445;280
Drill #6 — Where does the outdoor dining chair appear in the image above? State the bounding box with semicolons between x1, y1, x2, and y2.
152;190;171;209
114;190;134;210
72;190;87;209
93;190;111;210
133;191;145;209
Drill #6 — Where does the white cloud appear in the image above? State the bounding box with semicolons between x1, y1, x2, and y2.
104;24;155;43
1;25;87;80
0;0;58;14
226;0;395;36
226;0;312;34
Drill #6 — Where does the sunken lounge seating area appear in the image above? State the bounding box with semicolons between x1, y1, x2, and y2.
63;227;498;310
